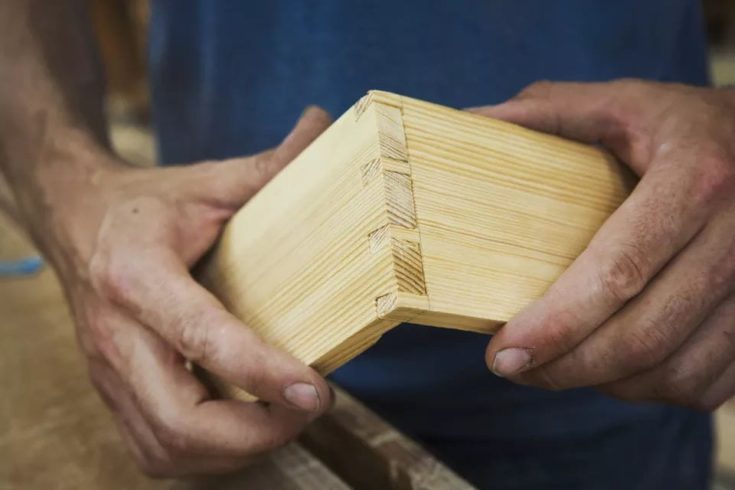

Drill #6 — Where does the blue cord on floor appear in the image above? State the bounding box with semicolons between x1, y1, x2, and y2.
0;257;44;277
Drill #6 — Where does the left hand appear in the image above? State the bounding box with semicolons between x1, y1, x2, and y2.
41;107;334;476
473;79;735;410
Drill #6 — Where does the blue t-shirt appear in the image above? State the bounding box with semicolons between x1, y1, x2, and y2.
149;2;712;488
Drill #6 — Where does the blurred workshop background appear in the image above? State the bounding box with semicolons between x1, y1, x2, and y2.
2;0;735;488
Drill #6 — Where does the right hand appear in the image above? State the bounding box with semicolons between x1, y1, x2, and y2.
49;108;333;476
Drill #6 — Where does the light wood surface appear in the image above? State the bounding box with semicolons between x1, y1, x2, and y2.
202;91;635;377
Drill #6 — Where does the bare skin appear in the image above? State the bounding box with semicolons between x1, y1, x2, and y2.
475;80;735;410
0;1;332;476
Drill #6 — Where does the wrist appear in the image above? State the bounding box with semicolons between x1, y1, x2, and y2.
12;129;128;278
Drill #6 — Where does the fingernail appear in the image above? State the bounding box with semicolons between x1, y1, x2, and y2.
283;383;320;411
492;348;532;377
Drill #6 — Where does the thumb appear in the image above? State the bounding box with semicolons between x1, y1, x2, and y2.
270;106;333;167
207;106;333;208
469;80;633;153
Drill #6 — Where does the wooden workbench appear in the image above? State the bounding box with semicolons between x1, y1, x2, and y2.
0;213;473;489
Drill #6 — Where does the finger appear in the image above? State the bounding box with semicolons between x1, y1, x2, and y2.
206;106;333;208
112;316;312;461
95;315;297;475
468;80;652;168
511;213;735;389
99;246;331;412
270;106;333;166
596;293;735;406
486;153;710;378
89;359;167;464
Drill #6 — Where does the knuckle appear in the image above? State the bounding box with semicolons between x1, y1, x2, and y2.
175;310;217;363
238;345;273;393
716;246;735;287
154;418;193;457
691;152;735;205
598;246;648;304
252;154;274;183
620;322;668;369
90;252;134;306
660;365;704;406
241;366;270;396
253;154;282;191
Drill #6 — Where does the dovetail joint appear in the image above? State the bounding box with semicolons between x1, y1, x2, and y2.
361;158;382;186
384;171;417;229
375;104;409;162
369;98;428;313
375;293;397;318
391;239;426;295
354;94;372;121
368;225;390;253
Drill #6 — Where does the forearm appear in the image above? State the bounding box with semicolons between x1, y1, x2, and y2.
0;0;120;271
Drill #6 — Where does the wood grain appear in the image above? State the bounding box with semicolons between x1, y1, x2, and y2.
201;90;635;378
301;387;474;490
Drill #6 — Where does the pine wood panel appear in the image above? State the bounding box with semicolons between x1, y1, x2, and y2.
201;91;634;376
397;94;632;331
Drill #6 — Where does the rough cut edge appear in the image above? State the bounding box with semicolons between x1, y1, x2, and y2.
301;386;477;490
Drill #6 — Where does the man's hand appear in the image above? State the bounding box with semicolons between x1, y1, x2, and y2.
52;108;333;476
474;80;735;410
0;0;333;475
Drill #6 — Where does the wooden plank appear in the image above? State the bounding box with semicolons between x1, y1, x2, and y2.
200;91;635;376
300;387;475;490
394;94;633;330
218;443;350;490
